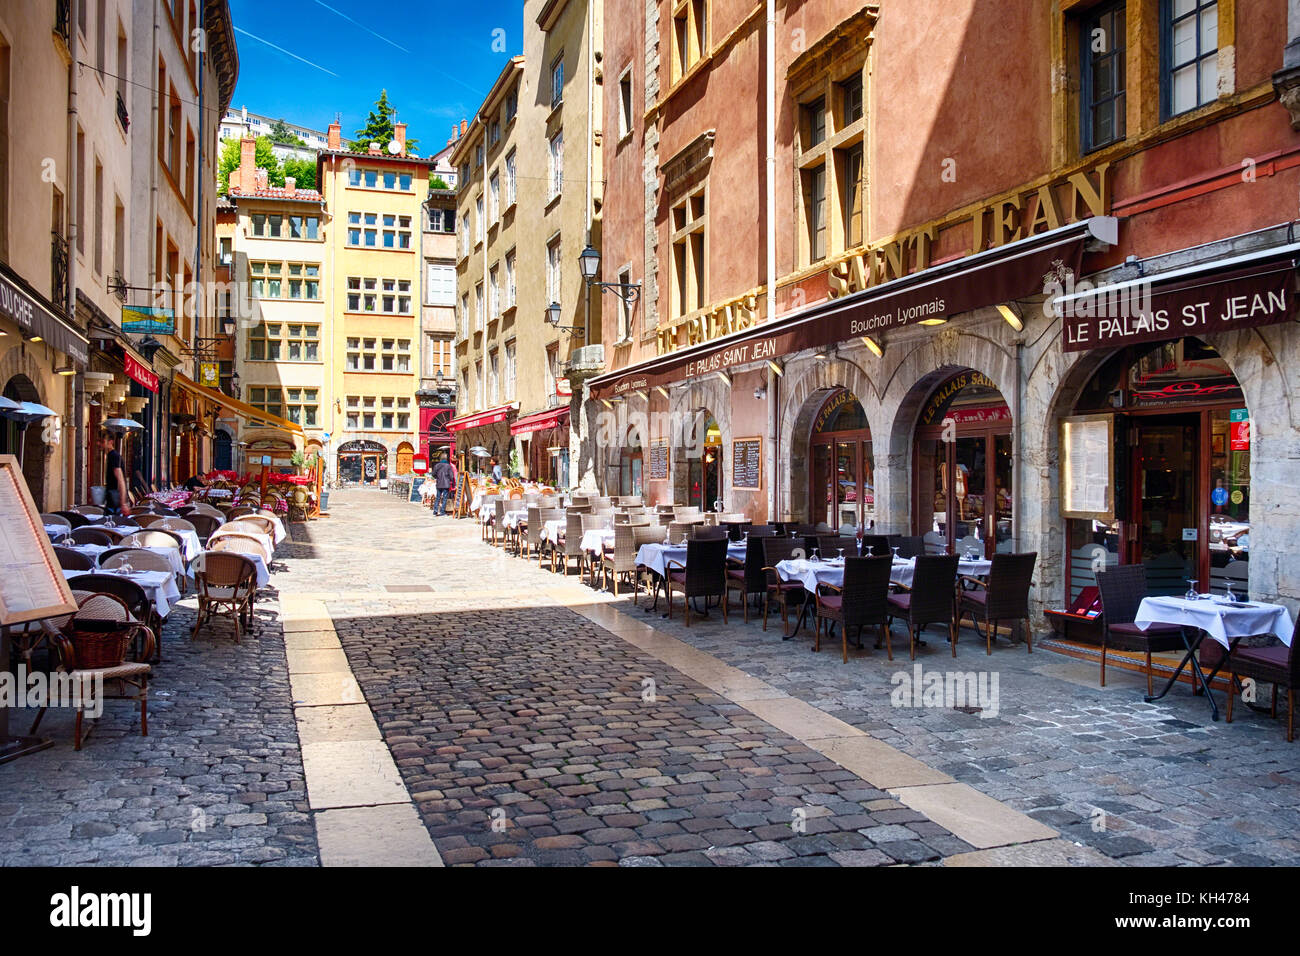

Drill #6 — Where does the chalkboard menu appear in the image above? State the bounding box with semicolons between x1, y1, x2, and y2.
648;440;670;481
732;437;762;490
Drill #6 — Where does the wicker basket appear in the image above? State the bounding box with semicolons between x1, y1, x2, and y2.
68;619;133;670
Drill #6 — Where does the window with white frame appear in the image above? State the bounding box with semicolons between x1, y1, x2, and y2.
618;67;634;139
489;264;501;318
460;293;470;338
475;359;484;409
475;195;484;242
426;263;456;306
459;210;470;257
488;348;499;405
617;267;633;341
505;150;517;206
347;167;413;191
547;131;564;201
551;54;565;107
489;172;500;223
505;340;517;399
475;281;484;330
505;249;517;308
546;238;562;307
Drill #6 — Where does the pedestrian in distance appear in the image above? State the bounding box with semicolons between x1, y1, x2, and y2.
432;454;455;516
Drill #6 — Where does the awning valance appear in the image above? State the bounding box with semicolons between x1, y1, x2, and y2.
588;217;1117;399
511;406;569;436
445;403;517;432
172;373;304;436
0;263;89;367
1055;242;1299;352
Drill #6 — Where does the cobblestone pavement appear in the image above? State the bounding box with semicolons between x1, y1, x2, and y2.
286;491;1300;868
0;553;317;866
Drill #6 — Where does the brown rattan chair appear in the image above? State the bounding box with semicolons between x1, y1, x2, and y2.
724;534;768;623
601;524;645;601
209;533;272;565
760;536;807;633
227;515;275;538
664;537;728;627
887;553;960;660
554;512;587;576
191;552;258;644
815;555;894;662
185;513;222;545
958;552;1039;655
120;530;183;552
68;527;115;547
100;549;174;575
54;546;95;571
61;573;158;662
1225;619;1300;741
153;516;196;536
1095;565;1185;693
70;504;106;517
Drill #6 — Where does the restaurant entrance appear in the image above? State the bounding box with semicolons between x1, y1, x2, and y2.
912;370;1013;557
1066;337;1250;599
684;412;722;510
337;440;388;486
809;389;873;533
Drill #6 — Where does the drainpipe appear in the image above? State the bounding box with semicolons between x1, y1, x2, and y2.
764;0;777;519
585;0;595;339
192;2;206;474
65;0;81;506
1014;338;1023;553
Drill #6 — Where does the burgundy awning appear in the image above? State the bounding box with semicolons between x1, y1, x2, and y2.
587;217;1115;400
511;406;569;436
445;403;517;432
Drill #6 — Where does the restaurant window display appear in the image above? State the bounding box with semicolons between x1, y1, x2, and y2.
619;427;643;497
1064;337;1248;599
913;371;1013;557
685;413;722;511
338;439;388;486
809;390;873;533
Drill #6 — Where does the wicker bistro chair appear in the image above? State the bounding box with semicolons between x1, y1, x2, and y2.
667;521;696;542
209;533;273;567
886;535;926;559
724;534;769;623
120;530;183;553
957;552;1039;655
188;503;226;520
54;546;95;571
63;574;158;662
1225;619;1300;741
227;506;256;521
601;524;646;601
54;510;93;529
760;536;809;634
227;515;276;538
1095;565;1185;693
42;514;72;537
68;527;115;547
70;504;105;517
534;508;565;566
554;512;588;577
185;513;222;545
493;499;509;547
861;534;892;557
664;537;729;627
809;535;850;560
154;516;196;536
814;556;895;662
693;526;728;541
101;549;174;576
42;593;154;751
887;553;961;661
191;552;259;644
132;513;164;527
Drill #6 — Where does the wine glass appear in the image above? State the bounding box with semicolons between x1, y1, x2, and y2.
892;546;901;562
836;548;845;561
811;548;820;564
1224;579;1237;603
1185;578;1199;602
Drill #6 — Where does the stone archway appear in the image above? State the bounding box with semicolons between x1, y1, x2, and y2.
1;369;48;508
670;376;733;508
776;355;877;523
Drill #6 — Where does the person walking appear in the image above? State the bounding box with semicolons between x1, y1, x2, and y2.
100;432;130;518
432;454;455;516
491;457;503;483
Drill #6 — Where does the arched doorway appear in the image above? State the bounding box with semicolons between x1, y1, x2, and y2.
2;375;46;505
684;411;722;511
213;429;233;471
1066;336;1248;598
395;441;414;475
618;422;643;497
913;369;1012;557
809;389;873;533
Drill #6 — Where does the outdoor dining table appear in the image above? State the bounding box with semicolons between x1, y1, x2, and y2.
208;528;275;564
539;519;566;543
1136;594;1295;720
580;529;615;554
68;543;193;579
502;509;529;530
63;567;182;619
44;524;70;540
633;541;748;613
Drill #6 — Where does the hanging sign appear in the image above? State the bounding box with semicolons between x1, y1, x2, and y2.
123;353;158;393
122;305;176;336
199;362;220;388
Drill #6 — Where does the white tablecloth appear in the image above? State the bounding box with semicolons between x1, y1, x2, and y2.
1136;595;1295;649
775;556;993;593
64;567;181;618
890;556;992;589
261;514;287;545
503;510;529;530
208;528;275;563
73;543;191;579
539;519;566;544
580;530;615;553
44;524;70;539
635;542;746;577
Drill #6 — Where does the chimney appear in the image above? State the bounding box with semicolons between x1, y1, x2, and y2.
461;119;467;136
284;176;296;197
327;120;341;150
254;166;269;190
237;136;257;194
393;122;407;156
368;141;382;154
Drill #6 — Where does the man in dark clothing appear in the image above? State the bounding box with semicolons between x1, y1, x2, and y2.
432;455;455;516
99;433;130;517
183;474;206;493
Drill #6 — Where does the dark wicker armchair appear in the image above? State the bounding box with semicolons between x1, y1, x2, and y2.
68;527;115;547
664;537;729;627
760;536;807;634
887;553;959;660
814;556;894;662
54;546;95;571
1096;565;1184;693
724;534;768;623
1225;619;1300;741
958;552;1039;655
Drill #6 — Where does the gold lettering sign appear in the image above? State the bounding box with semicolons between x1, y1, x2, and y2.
656;293;761;356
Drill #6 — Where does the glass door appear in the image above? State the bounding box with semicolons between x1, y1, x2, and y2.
837;441;859;534
813;444;834;527
1130;416;1198;596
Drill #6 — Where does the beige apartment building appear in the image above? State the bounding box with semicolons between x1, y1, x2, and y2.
449;0;604;488
317;121;432;484
418;178;458;466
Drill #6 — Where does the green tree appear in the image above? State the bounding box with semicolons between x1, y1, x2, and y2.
429;174;450;190
351;89;419;153
218;135;283;193
267;117;307;147
281;156;318;191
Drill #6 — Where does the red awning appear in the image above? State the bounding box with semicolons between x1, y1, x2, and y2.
444;403;517;432
510;406;570;436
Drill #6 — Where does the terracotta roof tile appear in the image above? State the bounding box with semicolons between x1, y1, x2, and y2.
228;185;323;201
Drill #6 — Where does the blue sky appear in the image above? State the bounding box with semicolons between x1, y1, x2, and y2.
227;0;523;153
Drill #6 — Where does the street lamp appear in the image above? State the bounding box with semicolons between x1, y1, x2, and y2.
579;245;641;306
545;300;584;334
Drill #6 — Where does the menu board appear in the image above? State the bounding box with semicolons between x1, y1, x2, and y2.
0;456;78;625
1060;415;1114;520
647;440;670;481
732;437;762;491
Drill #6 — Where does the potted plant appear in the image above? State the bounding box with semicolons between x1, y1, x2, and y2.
290;449;306;474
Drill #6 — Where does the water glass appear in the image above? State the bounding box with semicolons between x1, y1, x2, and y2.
811;549;820;563
892;546;901;562
1185;579;1199;602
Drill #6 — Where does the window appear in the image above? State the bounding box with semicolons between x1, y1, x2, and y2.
670;191;706;318
490;121;501;146
459;211;470;257
671;0;708;81
505;86;518;122
548;131;564;201
428;206;456;233
505;150;517;206
545;344;559;402
475;281;485;330
426;335;452;378
1081;2;1127;151
114;199;125;280
476;195;484;243
1163;0;1217;118
804;165;827;261
248;323;320;361
840;75;863;125
619;69;634;139
352;210;408;248
248;387;284;420
804;97;826;148
551;55;565;107
793;63;867;266
92;159;103;275
489;349;499;405
475;359;484;410
546;238;562;307
489;264;501;318
617;267;633;341
460;293;470;338
427;264;455;306
247;323;281;361
489;172;500;223
840;144;864;249
75;129;85;255
505;250;517;308
286;325;320;361
346;337;360;370
505;341;517;399
347;275;410;313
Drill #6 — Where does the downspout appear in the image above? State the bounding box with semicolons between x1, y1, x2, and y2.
192;1;206;474
764;0;777;519
582;0;597;492
67;0;81;506
1014;338;1023;553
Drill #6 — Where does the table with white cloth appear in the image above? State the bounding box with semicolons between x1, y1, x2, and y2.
502;510;529;531
69;542;192;579
539;519;566;544
635;542;747;578
1136;593;1295;720
890;555;992;589
208;528;275;564
774;555;992;594
44;524;70;540
198;550;270;588
580;529;615;554
173;529;202;561
64;567;182;618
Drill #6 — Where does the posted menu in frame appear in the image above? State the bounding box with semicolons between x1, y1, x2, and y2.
1060;415;1114;521
0;455;77;625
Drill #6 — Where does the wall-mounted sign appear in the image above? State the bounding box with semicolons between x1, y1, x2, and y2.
123;353;158;393
555;378;572;398
412;454;428;474
647;439;669;481
122;305;176;336
1230;408;1251;451
198;362;220;388
1060;414;1114;521
731;437;762;491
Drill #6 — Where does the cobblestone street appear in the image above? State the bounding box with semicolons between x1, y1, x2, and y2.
4;489;1299;867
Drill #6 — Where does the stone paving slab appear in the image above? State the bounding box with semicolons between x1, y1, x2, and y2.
316;803;444;867
944;838;1119;867
285;648;352;674
300;740;410;810
295;704;383;745
807;736;955;789
889;782;1058;850
290;672;366;707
